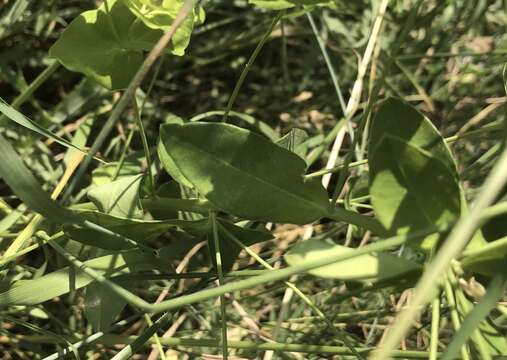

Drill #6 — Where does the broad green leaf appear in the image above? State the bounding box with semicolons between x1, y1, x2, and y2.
0;249;169;306
49;0;145;90
210;219;273;272
276;128;309;161
249;0;331;10
285;238;421;281
368;98;476;251
84;282;127;332
88;175;144;219
369;135;461;251
158;122;331;224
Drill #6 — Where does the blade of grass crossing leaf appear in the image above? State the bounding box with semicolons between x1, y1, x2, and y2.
441;274;507;360
211;213;229;359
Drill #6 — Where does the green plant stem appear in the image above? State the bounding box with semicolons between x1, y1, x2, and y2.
374;141;507;360
132;97;155;195
61;0;195;204
112;128;135;181
211;213;229;359
98;335;434;358
429;296;440;360
0;61;60;126
217;222;365;360
222;11;283;123
306;12;347;115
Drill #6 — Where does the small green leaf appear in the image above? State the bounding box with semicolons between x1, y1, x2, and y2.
369;135;461;251
88;175;144;219
285;238;421;281
84;282;127;332
158;122;331;224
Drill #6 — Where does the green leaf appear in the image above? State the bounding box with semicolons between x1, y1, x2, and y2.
285;238;421;281
88;175;144;219
369;135;461;251
368;98;466;252
158;122;331;224
276;128;309;161
49;0;145;90
84;282;128;332
0;249;168;307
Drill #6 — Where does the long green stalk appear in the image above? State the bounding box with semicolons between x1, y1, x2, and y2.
211;213;229;359
222;11;283;123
